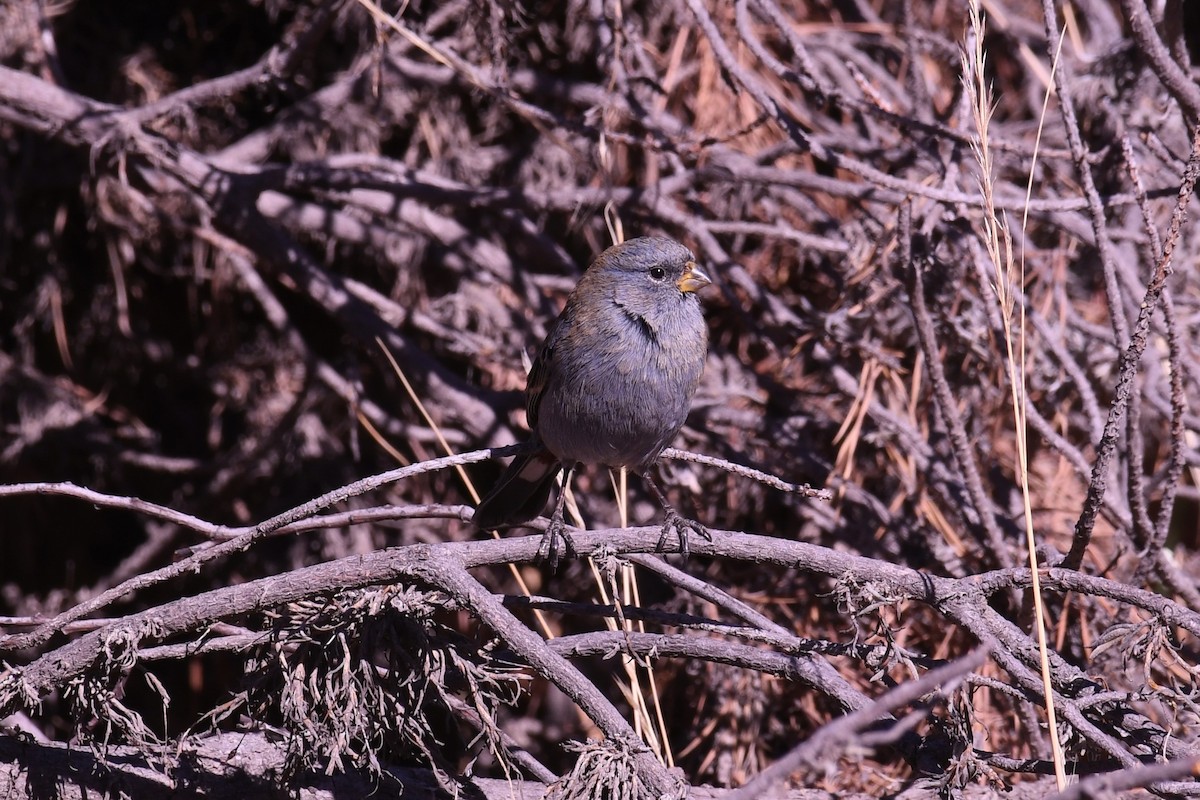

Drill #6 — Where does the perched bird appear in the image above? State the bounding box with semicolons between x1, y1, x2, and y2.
474;236;712;564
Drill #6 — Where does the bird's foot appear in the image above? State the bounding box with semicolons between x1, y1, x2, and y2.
537;514;577;570
655;509;711;559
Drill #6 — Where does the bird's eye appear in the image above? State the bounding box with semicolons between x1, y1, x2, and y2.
649;267;667;281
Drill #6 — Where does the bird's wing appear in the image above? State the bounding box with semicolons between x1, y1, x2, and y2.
524;306;571;430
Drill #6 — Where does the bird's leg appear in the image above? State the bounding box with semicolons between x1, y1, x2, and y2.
538;464;578;569
643;471;710;558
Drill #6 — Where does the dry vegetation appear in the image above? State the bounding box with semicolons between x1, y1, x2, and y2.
2;0;1200;797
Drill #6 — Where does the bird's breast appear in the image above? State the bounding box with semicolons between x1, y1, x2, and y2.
534;308;705;470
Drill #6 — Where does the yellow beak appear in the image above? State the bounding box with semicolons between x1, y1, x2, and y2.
676;261;711;293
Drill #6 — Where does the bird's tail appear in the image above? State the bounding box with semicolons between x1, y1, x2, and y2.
473;449;561;530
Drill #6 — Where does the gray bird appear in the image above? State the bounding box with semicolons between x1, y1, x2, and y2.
474;236;712;565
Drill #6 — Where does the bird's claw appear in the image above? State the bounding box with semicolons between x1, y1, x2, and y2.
537;516;577;570
655;510;711;559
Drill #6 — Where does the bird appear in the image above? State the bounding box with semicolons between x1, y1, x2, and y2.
473;236;712;566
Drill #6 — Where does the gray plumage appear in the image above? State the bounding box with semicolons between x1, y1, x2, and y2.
474;236;710;551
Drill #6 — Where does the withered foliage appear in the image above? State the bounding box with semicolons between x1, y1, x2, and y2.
3;0;1200;797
